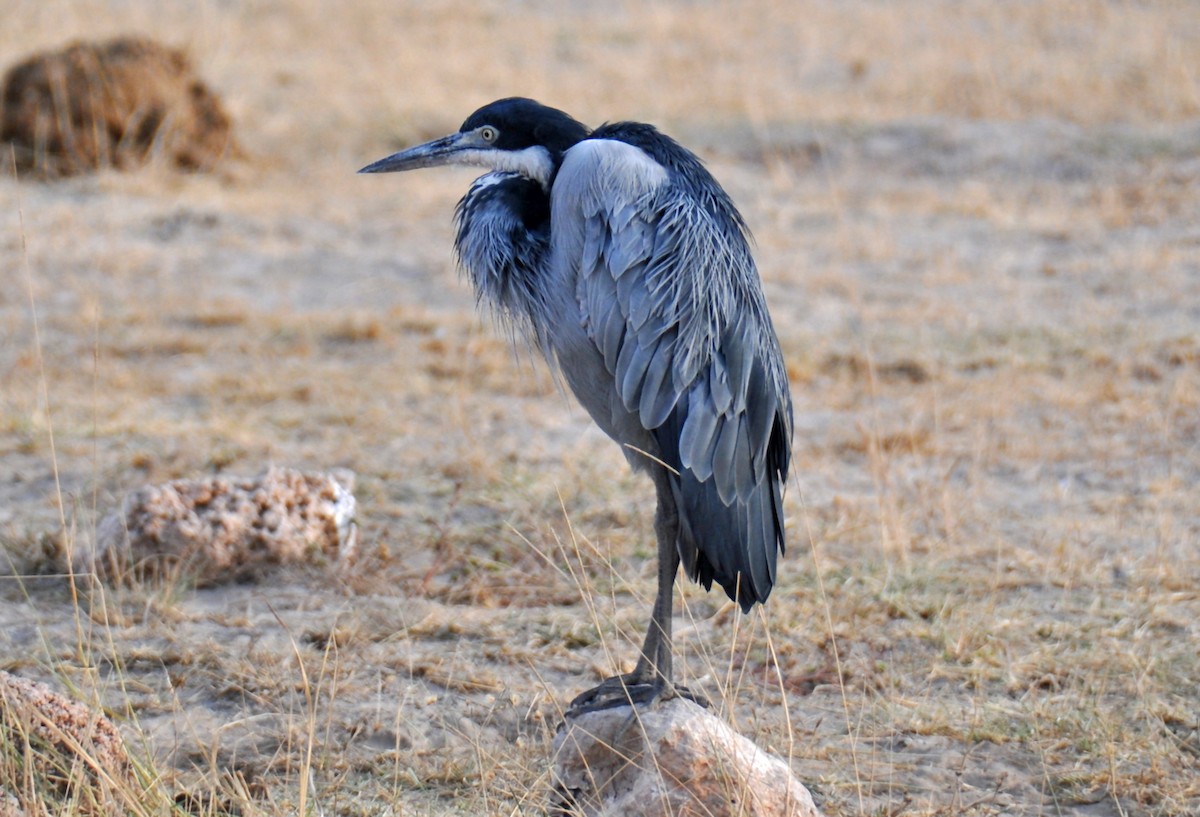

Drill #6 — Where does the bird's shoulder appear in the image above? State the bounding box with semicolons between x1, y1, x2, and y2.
553;123;752;269
553;134;668;212
587;122;700;180
557;122;700;196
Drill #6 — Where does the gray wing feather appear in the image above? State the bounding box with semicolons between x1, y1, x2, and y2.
617;333;658;408
638;334;678;429
679;389;720;481
709;352;734;415
597;300;624;371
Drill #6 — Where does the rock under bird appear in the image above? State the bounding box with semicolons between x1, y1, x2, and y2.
360;97;793;713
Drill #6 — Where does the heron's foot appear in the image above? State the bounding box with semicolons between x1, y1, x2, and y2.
566;674;710;718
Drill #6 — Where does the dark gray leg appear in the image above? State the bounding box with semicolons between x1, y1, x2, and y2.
566;470;709;715
630;476;681;686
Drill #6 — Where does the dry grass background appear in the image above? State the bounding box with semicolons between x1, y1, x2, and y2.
2;1;1199;815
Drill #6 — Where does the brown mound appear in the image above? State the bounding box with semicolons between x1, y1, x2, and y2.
0;36;236;177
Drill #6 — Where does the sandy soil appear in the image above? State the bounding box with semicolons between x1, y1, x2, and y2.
2;3;1199;815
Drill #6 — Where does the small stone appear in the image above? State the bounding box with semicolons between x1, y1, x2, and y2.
550;698;823;817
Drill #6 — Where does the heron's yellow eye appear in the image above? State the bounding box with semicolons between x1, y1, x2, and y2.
479;126;498;143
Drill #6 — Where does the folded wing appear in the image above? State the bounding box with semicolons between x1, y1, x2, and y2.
553;135;793;610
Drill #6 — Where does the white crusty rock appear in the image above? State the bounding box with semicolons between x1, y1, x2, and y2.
80;466;357;584
0;671;137;817
0;786;27;817
550;697;823;817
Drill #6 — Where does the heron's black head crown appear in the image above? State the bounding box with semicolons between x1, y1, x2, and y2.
359;97;589;188
460;98;590;158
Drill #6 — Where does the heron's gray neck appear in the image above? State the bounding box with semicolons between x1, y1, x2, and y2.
458;146;554;189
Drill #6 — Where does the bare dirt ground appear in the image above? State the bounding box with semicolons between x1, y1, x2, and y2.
2;2;1199;815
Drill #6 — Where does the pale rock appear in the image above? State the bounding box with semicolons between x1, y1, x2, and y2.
0;787;27;817
0;671;137;817
551;698;823;817
77;466;357;584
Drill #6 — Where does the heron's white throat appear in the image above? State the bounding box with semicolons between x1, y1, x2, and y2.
457;146;554;189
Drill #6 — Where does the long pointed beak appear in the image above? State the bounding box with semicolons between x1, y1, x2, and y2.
358;132;471;174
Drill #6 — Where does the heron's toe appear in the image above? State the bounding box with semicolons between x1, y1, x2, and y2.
659;682;711;710
565;676;653;716
565;676;709;717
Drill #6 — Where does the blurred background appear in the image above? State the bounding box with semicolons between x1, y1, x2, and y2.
7;0;1199;163
1;2;1198;815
